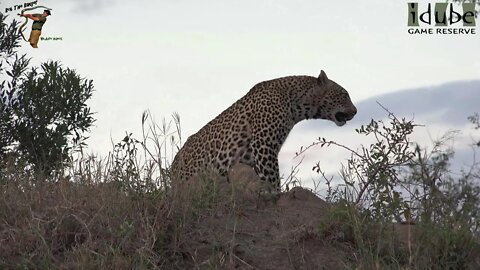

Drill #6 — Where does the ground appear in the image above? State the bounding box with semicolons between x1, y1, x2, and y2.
1;164;479;269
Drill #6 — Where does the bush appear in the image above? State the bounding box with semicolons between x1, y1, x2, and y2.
0;16;94;177
307;106;480;268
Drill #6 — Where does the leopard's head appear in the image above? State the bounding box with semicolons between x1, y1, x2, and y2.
309;70;357;126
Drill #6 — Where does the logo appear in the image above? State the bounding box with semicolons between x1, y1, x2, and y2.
407;2;477;35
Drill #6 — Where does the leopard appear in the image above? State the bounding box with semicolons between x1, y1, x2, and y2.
170;70;357;189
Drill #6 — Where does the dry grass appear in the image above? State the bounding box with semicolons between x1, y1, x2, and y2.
0;170;346;269
1;179;165;268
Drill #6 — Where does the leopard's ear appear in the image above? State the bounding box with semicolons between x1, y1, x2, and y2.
317;70;328;86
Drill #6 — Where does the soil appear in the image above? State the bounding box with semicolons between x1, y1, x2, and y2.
174;164;352;269
191;187;346;269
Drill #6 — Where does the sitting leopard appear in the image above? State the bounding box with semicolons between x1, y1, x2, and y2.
170;70;357;189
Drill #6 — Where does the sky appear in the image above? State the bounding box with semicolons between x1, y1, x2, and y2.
1;0;479;186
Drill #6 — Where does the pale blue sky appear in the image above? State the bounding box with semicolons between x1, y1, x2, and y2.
1;0;479;184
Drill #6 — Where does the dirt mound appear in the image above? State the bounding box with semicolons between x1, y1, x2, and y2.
2;164;477;269
190;187;344;269
173;164;349;269
2;166;352;269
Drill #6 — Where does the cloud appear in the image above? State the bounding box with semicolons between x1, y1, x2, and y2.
67;0;116;14
279;80;480;188
303;80;480;131
353;80;480;125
